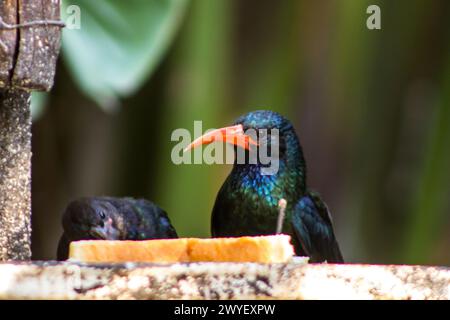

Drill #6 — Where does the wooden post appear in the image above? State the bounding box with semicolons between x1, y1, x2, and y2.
0;0;62;260
0;89;31;260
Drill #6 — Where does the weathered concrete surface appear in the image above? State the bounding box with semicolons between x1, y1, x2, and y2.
0;89;31;261
0;260;448;300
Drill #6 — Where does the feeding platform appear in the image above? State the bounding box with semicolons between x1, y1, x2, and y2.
0;259;448;300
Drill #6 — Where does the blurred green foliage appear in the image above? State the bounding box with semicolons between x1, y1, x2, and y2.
61;0;187;110
31;0;450;265
405;56;450;262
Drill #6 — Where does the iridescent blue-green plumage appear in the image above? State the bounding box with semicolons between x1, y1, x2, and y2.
57;197;178;260
293;191;343;262
212;110;343;263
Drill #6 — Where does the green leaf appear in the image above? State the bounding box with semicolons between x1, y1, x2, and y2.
61;0;187;110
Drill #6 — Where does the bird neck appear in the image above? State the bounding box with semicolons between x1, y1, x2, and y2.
230;132;306;206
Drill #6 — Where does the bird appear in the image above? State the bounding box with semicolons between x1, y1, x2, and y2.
184;110;343;263
57;197;178;260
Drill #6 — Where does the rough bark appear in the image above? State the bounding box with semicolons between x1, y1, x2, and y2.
0;0;17;87
12;0;62;90
0;260;448;300
0;89;31;260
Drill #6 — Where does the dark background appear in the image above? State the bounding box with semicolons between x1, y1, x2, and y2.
31;0;450;265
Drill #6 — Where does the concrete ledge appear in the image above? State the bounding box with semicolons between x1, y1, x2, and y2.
0;260;448;299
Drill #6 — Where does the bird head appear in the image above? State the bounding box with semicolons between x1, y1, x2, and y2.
233;110;290;131
62;197;124;241
184;110;305;176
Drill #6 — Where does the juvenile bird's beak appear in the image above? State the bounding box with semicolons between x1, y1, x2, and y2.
89;226;108;240
184;124;258;152
89;224;120;240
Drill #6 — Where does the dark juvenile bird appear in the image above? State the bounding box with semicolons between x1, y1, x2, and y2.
57;197;178;260
185;110;343;263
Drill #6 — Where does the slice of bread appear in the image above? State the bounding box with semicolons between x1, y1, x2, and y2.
69;235;294;263
69;238;189;263
188;236;294;263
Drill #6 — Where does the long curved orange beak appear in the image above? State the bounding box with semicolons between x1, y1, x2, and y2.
184;124;258;152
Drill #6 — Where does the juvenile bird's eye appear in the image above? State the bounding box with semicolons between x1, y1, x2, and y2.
99;211;106;219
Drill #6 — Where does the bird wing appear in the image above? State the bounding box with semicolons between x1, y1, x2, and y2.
132;198;179;239
211;182;233;237
291;190;344;263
